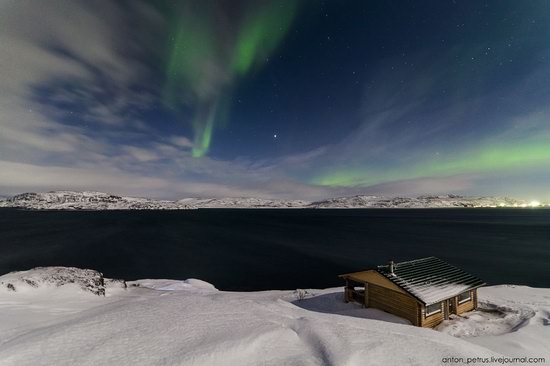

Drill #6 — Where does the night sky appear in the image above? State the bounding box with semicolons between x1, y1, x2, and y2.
1;0;549;200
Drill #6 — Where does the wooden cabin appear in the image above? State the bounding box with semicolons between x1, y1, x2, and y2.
339;257;486;328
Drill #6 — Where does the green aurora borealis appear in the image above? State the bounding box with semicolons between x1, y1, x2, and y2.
164;2;301;157
313;138;550;187
3;0;550;199
156;0;550;198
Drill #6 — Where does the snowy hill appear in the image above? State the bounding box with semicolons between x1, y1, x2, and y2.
0;191;307;210
0;267;548;365
177;196;309;209
0;191;536;210
310;194;528;208
0;191;182;210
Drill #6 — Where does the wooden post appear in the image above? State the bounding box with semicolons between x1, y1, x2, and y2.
364;282;369;308
344;279;349;302
473;289;478;309
451;296;458;315
444;300;449;320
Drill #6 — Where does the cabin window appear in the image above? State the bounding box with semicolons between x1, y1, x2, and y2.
425;302;442;316
458;291;471;304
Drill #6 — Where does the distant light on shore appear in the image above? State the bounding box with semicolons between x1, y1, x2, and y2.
528;200;541;208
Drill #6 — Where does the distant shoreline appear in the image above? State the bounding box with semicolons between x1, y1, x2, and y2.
0;191;545;210
1;206;548;212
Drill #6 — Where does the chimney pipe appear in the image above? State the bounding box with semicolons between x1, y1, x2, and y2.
389;260;395;275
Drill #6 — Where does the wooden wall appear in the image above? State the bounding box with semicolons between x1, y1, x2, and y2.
367;283;420;326
419;302;445;328
456;290;476;314
419;289;478;327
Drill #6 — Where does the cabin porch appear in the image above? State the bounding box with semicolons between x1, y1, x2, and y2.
343;279;368;307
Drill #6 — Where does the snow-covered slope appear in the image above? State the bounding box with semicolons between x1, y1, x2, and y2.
0;191;536;210
177;197;308;209
311;194;528;208
0;191;183;210
0;267;548;366
0;191;307;210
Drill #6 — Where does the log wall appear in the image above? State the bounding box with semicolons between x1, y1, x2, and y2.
367;283;420;326
456;290;476;314
419;302;445;328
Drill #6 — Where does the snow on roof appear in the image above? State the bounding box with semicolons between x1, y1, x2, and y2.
377;257;486;305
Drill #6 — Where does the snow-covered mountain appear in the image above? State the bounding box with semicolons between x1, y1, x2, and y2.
176;196;309;209
0;191;308;210
0;191;536;210
0;266;548;365
310;194;529;208
0;191;183;210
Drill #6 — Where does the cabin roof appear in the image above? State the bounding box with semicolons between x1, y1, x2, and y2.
376;256;486;305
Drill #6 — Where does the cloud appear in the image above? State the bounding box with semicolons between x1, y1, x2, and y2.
0;159;344;200
0;0;328;200
356;175;476;197
1;1;549;201
169;136;194;148
300;44;550;197
120;146;162;163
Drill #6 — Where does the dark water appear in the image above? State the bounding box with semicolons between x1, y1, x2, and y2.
0;208;549;291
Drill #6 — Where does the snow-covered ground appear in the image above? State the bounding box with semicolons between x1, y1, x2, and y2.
437;285;550;359
0;268;548;365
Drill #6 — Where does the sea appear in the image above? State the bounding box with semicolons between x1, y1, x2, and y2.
0;208;548;290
